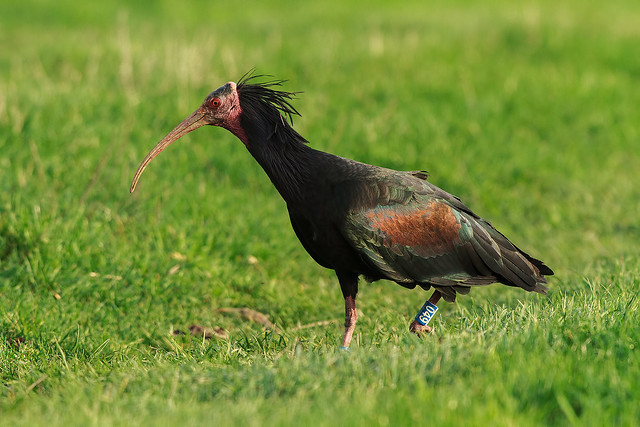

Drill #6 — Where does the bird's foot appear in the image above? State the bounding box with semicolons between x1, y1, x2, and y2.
409;319;433;337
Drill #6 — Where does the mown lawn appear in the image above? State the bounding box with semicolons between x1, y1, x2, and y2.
1;0;639;425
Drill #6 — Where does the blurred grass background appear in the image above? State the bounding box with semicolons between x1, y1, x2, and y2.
1;0;639;425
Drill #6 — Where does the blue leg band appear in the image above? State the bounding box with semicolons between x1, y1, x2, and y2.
414;301;438;326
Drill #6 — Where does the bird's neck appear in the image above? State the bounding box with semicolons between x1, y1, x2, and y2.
242;120;317;204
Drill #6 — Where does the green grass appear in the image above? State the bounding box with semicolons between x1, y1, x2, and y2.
1;0;639;425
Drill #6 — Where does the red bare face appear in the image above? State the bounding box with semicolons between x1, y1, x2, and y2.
201;81;242;128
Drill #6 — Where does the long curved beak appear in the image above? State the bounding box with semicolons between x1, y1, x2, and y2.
130;107;207;193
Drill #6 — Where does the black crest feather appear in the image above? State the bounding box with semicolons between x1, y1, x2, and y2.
237;73;301;123
237;72;308;145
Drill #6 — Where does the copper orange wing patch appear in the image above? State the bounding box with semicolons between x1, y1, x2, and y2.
364;200;463;256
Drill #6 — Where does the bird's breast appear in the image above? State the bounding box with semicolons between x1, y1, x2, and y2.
288;205;370;273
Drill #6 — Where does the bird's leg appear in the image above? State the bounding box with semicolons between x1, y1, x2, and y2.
342;294;358;350
336;271;359;350
409;290;442;336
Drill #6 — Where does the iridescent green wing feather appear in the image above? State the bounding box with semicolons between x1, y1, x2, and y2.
340;171;549;300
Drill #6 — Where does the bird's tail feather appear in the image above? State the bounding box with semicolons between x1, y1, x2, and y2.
470;218;552;294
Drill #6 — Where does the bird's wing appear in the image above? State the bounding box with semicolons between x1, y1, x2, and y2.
340;172;549;301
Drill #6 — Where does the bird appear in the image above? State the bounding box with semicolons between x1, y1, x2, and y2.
130;74;553;349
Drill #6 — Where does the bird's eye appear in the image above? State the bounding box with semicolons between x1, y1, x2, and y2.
210;97;221;108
